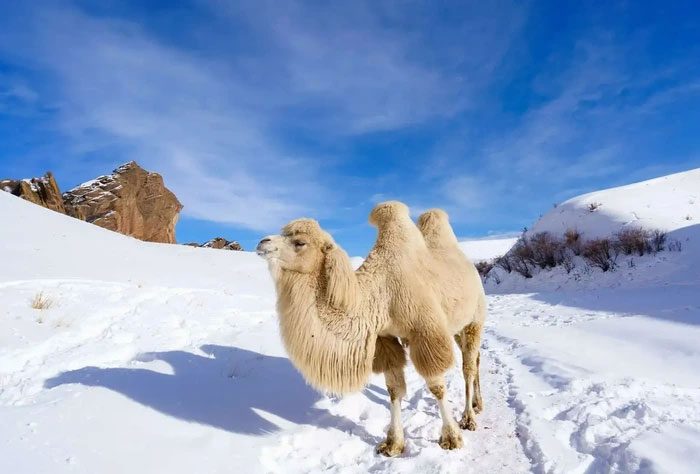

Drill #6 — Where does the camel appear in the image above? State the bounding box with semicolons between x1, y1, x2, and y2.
256;201;486;456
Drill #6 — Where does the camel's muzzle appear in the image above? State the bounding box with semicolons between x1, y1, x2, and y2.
256;237;275;257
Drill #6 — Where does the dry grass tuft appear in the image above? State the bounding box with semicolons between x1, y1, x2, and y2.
30;292;53;310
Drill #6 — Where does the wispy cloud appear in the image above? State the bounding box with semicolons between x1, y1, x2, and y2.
433;33;700;226
0;1;525;233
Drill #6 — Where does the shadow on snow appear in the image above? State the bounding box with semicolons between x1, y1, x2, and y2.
45;344;383;441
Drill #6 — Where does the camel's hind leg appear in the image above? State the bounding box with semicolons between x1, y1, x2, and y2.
373;336;407;457
455;322;483;431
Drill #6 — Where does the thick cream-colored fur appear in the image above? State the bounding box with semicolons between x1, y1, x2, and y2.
258;202;486;453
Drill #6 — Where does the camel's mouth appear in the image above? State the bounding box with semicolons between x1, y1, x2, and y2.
256;249;271;258
256;237;277;258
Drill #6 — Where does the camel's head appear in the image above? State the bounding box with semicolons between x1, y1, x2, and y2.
256;219;331;274
256;218;357;310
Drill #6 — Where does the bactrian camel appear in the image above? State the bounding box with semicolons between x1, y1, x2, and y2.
256;201;486;455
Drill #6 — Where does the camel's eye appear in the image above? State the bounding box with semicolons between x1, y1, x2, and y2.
293;240;307;249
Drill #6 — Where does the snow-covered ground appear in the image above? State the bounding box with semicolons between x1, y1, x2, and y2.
532;169;699;238
458;236;518;262
2;169;700;473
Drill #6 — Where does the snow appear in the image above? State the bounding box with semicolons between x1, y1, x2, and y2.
2;168;700;473
458;236;518;262
532;168;699;238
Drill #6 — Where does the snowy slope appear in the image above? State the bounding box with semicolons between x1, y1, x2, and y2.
2;182;700;474
0;192;528;473
533;168;699;238
487;168;700;292
458;236;518;262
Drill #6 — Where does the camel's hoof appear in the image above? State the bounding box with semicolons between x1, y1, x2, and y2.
438;426;463;450
473;403;483;414
459;415;477;431
376;439;405;457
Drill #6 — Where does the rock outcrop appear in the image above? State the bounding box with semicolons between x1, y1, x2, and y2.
201;237;243;251
63;162;183;244
0;172;67;214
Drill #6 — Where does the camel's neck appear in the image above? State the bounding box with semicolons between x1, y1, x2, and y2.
274;270;383;395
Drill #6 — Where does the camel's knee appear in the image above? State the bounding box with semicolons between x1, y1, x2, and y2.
458;324;482;371
428;382;446;400
385;367;407;399
372;336;407;374
409;330;454;379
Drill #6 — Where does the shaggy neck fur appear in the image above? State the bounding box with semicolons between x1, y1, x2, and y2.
271;261;387;395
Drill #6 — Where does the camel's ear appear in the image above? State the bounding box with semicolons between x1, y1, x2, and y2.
323;243;358;311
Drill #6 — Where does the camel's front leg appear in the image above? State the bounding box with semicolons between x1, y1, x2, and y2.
377;367;406;456
427;375;463;450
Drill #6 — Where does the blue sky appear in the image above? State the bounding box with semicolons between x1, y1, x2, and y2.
1;1;699;255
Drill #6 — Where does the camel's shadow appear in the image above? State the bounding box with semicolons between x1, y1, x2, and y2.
45;344;381;441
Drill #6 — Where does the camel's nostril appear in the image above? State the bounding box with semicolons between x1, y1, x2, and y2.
256;238;273;255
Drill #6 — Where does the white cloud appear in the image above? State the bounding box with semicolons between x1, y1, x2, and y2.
433;34;700;224
0;1;526;232
0;5;326;231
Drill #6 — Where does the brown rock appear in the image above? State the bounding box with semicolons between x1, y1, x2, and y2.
0;172;67;214
201;237;244;251
63;161;183;243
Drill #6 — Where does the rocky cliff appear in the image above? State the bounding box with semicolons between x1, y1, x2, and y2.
0;172;66;214
62;162;183;243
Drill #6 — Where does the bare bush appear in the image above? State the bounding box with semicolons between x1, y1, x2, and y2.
475;260;495;278
582;238;618;271
494;255;513;273
30;292;53;310
616;228;651;256
588;202;602;212
510;239;534;278
649;229;667;253
511;255;533;278
668;239;682;252
562;252;576;274
564;228;583;255
527;232;567;269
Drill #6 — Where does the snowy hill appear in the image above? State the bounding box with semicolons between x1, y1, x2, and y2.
2;182;700;473
458;236;518;262
533;168;699;238
486;169;700;292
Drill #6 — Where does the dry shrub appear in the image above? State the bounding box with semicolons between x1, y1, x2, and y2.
649;229;667;253
475;260;495;278
494;255;513;273
668;239;682;252
582;238;618;271
30;292;53;310
564;228;583;255
562;253;576;273
511;255;533;278
510;238;534;278
616;228;651;256
528;232;566;269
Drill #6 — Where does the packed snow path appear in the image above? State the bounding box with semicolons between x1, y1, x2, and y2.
2;279;698;473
